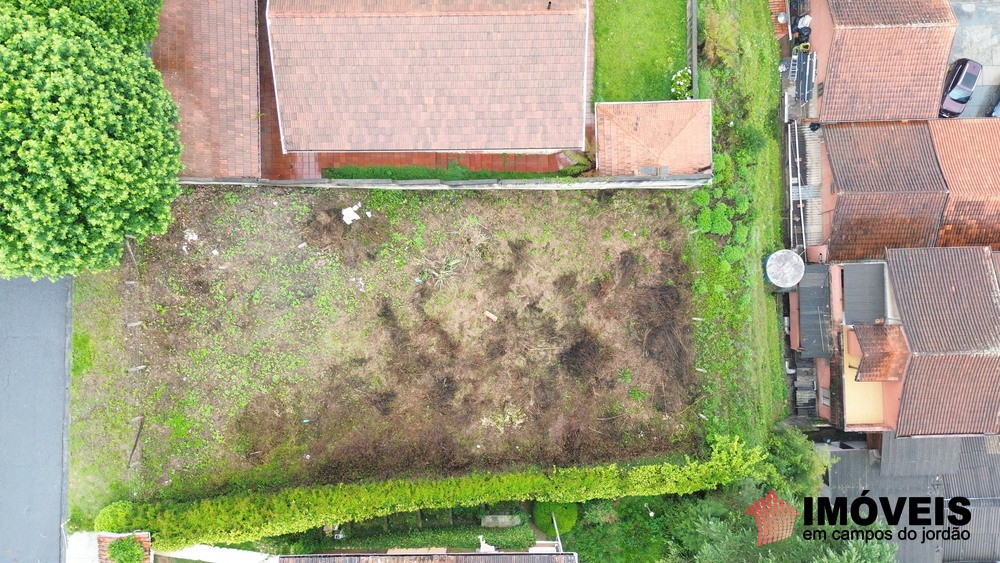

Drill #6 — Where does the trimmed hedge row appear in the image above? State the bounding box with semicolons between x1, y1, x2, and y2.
96;436;766;551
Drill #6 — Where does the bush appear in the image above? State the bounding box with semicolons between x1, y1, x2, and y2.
582;500;618;526
533;502;579;537
0;5;181;278
94;436;768;550
15;0;164;48
106;536;145;563
765;424;827;499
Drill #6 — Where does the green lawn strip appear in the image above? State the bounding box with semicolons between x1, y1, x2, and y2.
250;524;537;554
322;160;588;181
69;273;133;529
592;0;688;102
688;0;787;446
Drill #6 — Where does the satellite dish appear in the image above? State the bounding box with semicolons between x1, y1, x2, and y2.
765;249;805;288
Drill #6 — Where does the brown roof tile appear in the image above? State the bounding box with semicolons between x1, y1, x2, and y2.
595;101;713;176
828;0;955;26
885;246;1000;354
854;324;910;382
266;2;588;152
929;119;1000;197
938;198;1000;249
896;355;1000;436
825;122;947;193
152;0;261;178
829;192;947;260
821;25;955;122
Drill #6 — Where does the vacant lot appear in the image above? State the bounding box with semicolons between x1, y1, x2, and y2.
70;189;698;525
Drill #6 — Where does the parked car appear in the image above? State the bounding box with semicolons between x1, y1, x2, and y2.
990;92;1000;118
940;58;982;118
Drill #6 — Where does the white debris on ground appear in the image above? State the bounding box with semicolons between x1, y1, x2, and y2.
182;229;199;254
349;276;366;292
341;202;364;225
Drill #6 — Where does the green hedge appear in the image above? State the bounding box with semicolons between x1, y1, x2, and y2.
533;502;579;537
95;436;766;551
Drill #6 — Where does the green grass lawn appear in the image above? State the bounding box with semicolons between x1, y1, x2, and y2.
592;0;689;102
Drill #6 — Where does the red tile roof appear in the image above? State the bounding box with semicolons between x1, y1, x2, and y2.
266;0;588;152
854;324;910;382
595;101;712;176
820;0;956;122
885;247;1000;436
897;355;1000;436
827;0;955;26
829;192;947;261
152;0;261;178
825;122;947;193
886;246;1000;354
930;119;1000;249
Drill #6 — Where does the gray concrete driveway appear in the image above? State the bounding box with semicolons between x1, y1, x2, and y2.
950;0;1000;117
0;277;72;562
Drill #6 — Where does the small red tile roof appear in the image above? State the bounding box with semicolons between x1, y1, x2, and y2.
829;192;947;261
98;532;152;563
854;324;910;382
820;0;956;122
595;101;713;176
152;0;261;178
266;0;588;152
886;246;1000;355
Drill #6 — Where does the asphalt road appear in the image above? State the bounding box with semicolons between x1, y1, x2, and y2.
0;277;72;563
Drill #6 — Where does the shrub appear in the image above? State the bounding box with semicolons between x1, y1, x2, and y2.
765;424;828;499
106;536;145;563
696;208;714;233
94;436;768;550
15;0;164;48
0;5;181;278
582;500;618;526
533;502;579;536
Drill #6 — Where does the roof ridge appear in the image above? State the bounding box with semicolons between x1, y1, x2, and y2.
654;104;709;164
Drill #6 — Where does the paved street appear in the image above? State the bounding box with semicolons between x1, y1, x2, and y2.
0;277;72;562
950;0;1000;117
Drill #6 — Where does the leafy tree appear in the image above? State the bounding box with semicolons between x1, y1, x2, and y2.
533;502;579;536
0;5;181;278
14;0;163;48
106;536;145;563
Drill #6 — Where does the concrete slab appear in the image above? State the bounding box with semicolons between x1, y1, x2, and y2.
0;277;72;562
950;0;1000;117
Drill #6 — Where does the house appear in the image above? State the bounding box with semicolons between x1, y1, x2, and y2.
595;100;713;177
794;0;956;122
790;118;1000;262
802;246;1000;435
824;433;1000;561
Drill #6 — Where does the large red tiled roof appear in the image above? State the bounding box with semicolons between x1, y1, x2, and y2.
266;0;588;152
854;324;910;382
930;119;1000;249
595;101;713;176
152;0;260;178
825;122;947;193
820;0;956;123
886;247;1000;355
829;192;947;260
897;355;1000;436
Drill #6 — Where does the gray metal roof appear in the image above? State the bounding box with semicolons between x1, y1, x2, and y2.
880;433;962;477
798;264;833;358
944;436;1000;500
842;263;887;325
0;278;72;563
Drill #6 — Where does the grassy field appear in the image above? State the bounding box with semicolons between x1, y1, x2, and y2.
592;0;688;102
69;189;703;527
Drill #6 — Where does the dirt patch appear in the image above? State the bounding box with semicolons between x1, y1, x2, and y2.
92;189;697;498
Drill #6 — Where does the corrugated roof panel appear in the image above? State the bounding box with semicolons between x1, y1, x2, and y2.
842;263;886;325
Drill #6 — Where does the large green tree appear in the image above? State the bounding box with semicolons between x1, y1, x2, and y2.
15;0;164;49
0;5;181;278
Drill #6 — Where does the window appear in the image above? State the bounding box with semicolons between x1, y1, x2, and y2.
820;387;831;406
